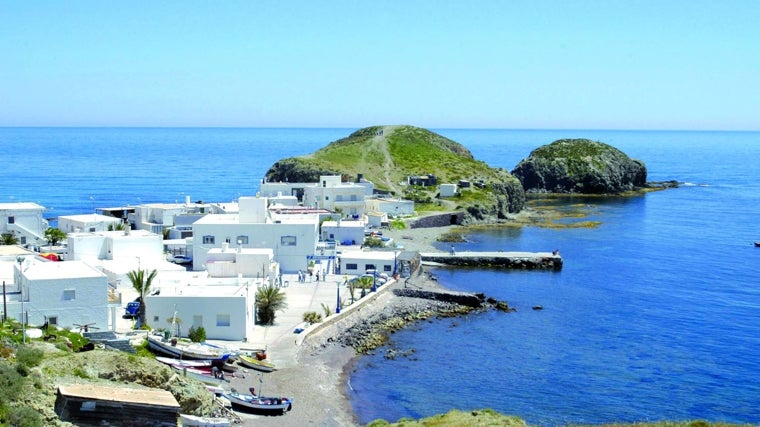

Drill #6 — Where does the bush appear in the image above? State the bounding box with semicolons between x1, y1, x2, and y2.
302;311;323;324
15;346;44;368
6;406;43;427
188;326;206;343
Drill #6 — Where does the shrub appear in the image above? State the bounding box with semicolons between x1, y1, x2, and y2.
15;346;44;368
302;311;323;324
6;406;43;427
188;326;206;343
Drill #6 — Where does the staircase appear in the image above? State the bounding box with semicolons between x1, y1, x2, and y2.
83;331;137;353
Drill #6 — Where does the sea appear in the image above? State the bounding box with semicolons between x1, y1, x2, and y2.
2;127;759;426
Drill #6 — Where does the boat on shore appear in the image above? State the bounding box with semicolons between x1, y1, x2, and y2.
179;413;230;427
222;390;293;414
155;356;212;368
147;333;231;362
238;354;277;372
173;365;227;386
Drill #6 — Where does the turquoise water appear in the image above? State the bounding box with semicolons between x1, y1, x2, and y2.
2;127;759;425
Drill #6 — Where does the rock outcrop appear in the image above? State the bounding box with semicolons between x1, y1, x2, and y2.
511;138;647;194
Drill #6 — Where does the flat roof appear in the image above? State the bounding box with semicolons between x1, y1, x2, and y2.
57;384;180;408
23;260;106;280
0;202;45;210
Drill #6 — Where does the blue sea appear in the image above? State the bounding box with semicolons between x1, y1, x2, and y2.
2;127;759;425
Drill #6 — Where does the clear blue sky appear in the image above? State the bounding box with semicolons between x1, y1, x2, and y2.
1;1;758;130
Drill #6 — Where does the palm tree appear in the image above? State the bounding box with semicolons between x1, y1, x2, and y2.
255;283;288;325
126;268;158;328
1;233;19;245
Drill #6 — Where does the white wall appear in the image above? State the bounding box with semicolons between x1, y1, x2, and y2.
146;293;252;341
338;251;397;275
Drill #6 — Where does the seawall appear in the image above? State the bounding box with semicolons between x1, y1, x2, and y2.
420;251;562;270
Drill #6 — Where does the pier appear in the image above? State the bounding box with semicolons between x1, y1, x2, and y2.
420;251;562;271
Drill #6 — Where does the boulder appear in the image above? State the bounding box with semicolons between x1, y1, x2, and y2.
511;138;647;194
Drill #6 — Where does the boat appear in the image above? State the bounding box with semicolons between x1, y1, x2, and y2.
173;365;226;386
754;241;760;247
147;333;231;362
221;390;293;414
238;354;277;372
179;413;230;427
155;356;212;369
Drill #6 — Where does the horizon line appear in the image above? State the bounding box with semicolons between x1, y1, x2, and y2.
1;125;758;133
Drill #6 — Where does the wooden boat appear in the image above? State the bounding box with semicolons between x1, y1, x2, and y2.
147;333;230;362
238;354;277;372
173;365;226;386
179;413;230;426
155;356;212;368
221;390;293;414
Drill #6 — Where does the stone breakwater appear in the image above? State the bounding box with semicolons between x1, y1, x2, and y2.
327;288;512;355
421;251;563;270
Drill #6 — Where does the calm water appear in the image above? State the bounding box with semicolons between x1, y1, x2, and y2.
2;128;759;425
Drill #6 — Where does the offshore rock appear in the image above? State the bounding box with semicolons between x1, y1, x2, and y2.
511;138;647;194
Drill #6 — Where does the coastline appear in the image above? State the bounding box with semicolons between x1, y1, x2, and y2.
225;224;461;427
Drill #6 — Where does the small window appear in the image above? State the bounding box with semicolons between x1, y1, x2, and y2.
384;265;392;272
63;289;75;301
281;236;297;246
216;314;230;327
225;237;231;244
8;216;14;224
365;264;376;272
345;263;358;270
153;315;159;323
203;235;215;244
89;227;96;232
237;235;249;245
48;316;58;325
325;196;329;201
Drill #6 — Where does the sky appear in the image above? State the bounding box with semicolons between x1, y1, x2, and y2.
1;1;758;130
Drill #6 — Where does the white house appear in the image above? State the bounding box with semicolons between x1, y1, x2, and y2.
321;219;364;245
303;175;369;219
338;249;399;276
439;183;458;197
365;197;415;217
58;213;123;233
15;257;109;331
192;197;319;273
0;202;49;246
205;245;279;281
145;277;257;341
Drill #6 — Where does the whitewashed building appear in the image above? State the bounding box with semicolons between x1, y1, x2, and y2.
321;219;364;245
0;202;49;246
145;277;257;341
58;213;123;233
338;249;399;276
191;197;319;273
303;175;370;218
14;257;109;331
365;197;415;217
439;183;458;197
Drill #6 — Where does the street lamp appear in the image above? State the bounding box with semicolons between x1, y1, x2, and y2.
336;280;341;314
372;271;377;293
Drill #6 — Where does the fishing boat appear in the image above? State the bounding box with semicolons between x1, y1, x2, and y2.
222;390;293;414
179;413;230;427
173;365;226;386
147;333;231;362
238;354;277;372
155;356;212;368
754;241;760;247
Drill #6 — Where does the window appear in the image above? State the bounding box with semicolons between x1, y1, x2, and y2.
345;263;358;270
8;216;14;224
281;236;297;246
225;237;231;244
237;235;249;245
216;314;230;327
351;195;358;201
48;316;58;325
384;265;392;272
203;235;215;244
153;315;159;323
63;289;75;301
89;227;96;232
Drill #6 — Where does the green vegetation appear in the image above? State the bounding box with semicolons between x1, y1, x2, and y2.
44;227;67;246
302;311;323;324
390;219;406;230
188;325;206;342
0;233;19;245
127;268;158;329
255;283;288;325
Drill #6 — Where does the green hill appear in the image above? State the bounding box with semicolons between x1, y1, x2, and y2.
265;125;525;221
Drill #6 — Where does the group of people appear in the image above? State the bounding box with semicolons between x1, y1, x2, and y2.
297;269;322;282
